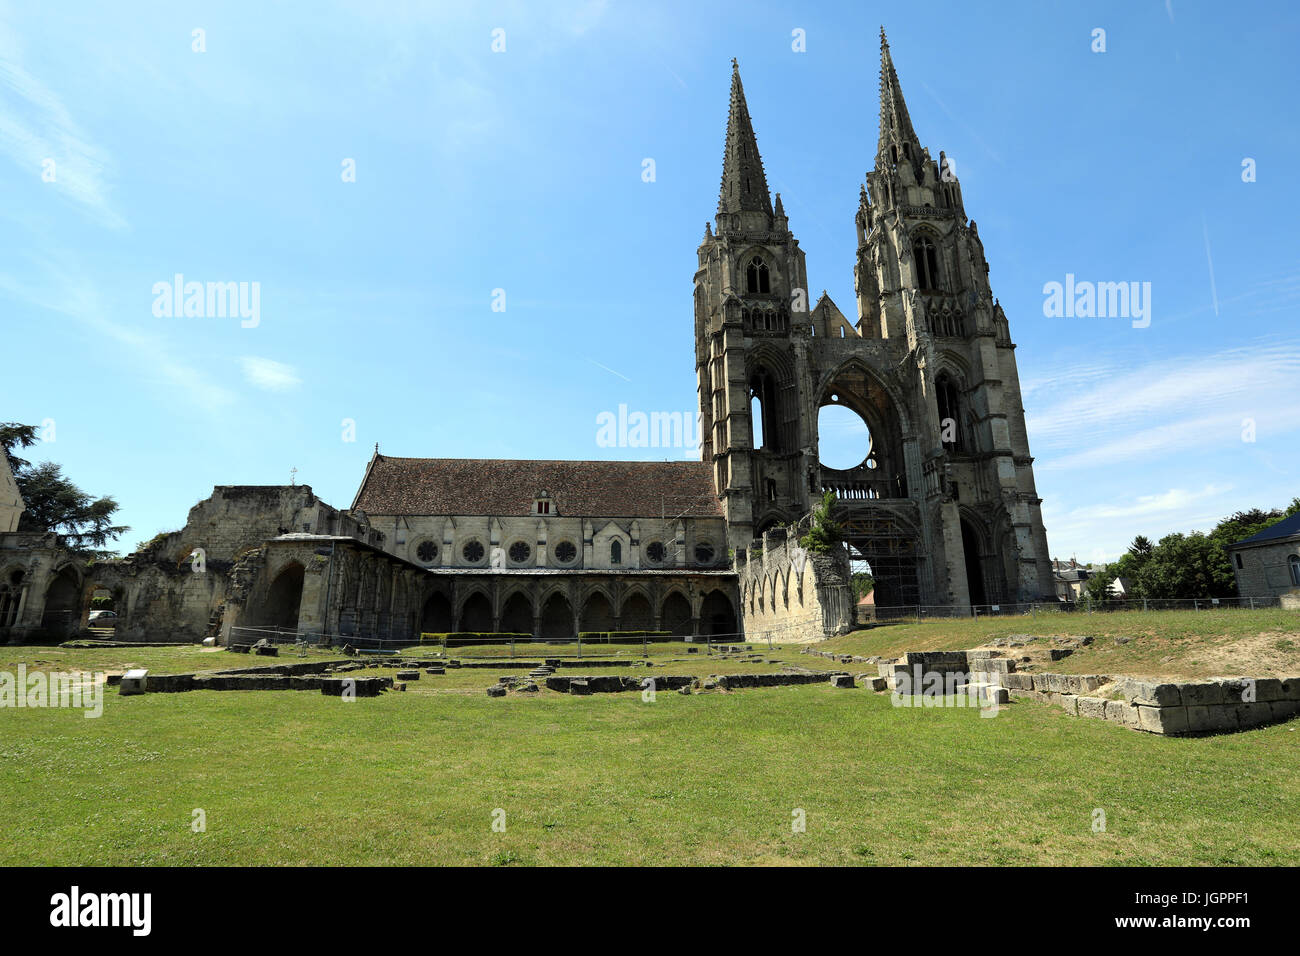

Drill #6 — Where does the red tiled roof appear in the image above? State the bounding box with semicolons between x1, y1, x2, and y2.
352;456;723;519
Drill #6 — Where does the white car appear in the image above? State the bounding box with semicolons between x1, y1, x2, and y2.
88;610;118;626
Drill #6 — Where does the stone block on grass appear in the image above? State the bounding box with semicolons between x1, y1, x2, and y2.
1077;696;1108;719
1127;681;1183;707
1137;705;1189;735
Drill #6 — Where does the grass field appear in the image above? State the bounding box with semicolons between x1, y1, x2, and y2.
823;608;1300;680
1;608;1298;866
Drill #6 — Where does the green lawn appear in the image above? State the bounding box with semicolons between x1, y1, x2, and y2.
2;640;1299;865
823;608;1300;679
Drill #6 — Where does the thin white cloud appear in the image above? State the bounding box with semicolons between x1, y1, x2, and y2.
1027;339;1300;470
0;27;124;229
1042;483;1233;563
0;262;239;407
240;357;302;391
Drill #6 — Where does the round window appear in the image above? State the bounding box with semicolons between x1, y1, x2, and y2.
694;542;715;565
554;541;577;563
416;540;439;564
508;541;531;564
462;540;485;563
646;541;666;563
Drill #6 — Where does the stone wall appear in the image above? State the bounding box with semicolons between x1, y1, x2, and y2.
1005;672;1300;735
0;485;383;644
736;526;855;643
368;512;730;573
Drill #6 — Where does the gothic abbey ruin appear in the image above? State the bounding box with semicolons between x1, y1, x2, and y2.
0;33;1051;646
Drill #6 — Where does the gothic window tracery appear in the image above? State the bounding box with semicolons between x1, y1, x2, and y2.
936;372;966;453
913;236;940;290
746;256;771;294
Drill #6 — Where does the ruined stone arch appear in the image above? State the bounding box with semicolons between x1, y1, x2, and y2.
538;588;575;641
619;588;653;631
40;562;83;634
814;357;914;436
420;590;453;634
956;507;996;608
699;589;738;637
988;508;1018;605
458;588;493;632
933;358;976;453
499;589;534;634
579;589;616;633
816;358;911;498
0;563;27;629
660;588;693;636
754;510;788;536
747;344;798;453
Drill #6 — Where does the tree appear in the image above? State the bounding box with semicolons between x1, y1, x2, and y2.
850;571;875;601
1128;535;1153;559
1;422;129;557
799;491;843;554
1134;532;1233;599
0;422;38;472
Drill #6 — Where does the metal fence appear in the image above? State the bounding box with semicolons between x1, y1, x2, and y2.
869;596;1283;622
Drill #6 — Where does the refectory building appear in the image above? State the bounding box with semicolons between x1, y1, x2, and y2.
350;453;740;638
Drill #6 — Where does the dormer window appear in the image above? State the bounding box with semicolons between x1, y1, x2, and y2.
533;492;553;515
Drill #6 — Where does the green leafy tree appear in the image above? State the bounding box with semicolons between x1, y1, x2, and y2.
0;422;38;471
850;572;875;600
1128;535;1153;559
799;491;843;554
1;421;129;557
1134;532;1231;599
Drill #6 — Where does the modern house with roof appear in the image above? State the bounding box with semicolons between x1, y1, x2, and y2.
1227;512;1300;609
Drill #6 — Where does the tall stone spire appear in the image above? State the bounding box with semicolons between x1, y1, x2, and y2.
876;28;922;169
717;59;773;217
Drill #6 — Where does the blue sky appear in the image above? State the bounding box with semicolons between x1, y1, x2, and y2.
1;0;1297;563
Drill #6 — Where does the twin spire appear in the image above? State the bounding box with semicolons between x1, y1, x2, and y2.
876;28;922;167
716;30;920;219
716;58;772;217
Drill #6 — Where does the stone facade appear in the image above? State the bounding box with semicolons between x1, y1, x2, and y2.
694;36;1053;613
1228;512;1300;609
0;485;382;644
0;452;22;534
351;455;741;639
736;527;855;643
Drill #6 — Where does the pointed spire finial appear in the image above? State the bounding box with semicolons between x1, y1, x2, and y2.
876;28;921;171
774;192;785;217
716;59;773;218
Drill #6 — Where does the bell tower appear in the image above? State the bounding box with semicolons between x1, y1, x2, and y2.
854;29;1055;604
695;36;1054;608
694;60;814;552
